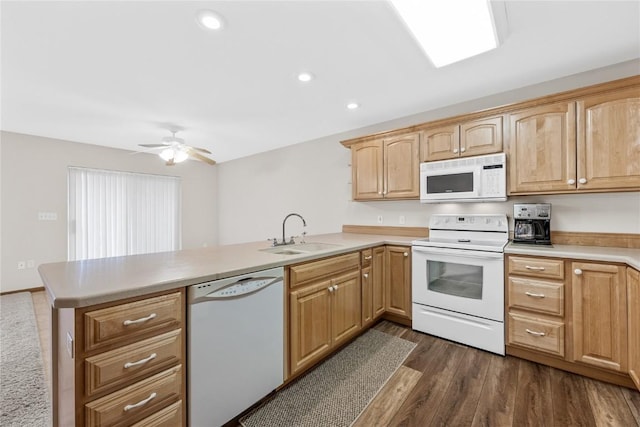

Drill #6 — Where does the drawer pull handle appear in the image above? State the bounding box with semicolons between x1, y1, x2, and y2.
525;329;546;337
124;392;157;412
525;291;546;298
124;353;157;369
364;256;372;260
123;313;157;326
525;266;545;271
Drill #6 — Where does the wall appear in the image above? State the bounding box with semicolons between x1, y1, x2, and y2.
0;132;218;292
217;60;640;245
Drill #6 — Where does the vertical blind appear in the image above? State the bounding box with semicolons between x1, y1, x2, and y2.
68;167;181;261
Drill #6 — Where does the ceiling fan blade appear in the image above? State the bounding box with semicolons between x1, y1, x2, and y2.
139;143;169;148
191;146;212;154
186;148;216;165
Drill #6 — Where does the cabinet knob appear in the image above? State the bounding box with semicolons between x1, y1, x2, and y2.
363;273;369;279
328;286;334;292
334;285;339;291
574;268;583;275
567;179;576;185
403;252;408;257
453;148;459;154
378;191;382;195
383;190;387;195
578;178;587;184
460;147;466;153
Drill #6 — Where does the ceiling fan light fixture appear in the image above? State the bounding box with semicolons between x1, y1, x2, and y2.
159;147;188;163
197;10;224;31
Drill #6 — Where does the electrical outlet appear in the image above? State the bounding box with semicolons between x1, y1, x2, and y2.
377;215;383;224
399;215;406;225
38;212;57;221
17;261;26;270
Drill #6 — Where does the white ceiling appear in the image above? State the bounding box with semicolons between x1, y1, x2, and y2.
2;1;639;163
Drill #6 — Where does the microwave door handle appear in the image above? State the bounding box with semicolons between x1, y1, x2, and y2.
412;246;503;259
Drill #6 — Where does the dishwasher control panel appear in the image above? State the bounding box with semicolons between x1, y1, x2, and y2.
189;267;284;303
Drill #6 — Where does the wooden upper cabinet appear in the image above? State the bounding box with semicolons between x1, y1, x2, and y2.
351;132;419;201
351;140;384;200
508;102;577;194
420;125;459;162
460;116;503;157
383;133;420;198
577;86;640;191
628;267;640;391
420;116;503;162
571;262;627;372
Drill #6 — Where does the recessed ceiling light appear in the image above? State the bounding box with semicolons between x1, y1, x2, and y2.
390;0;497;67
197;10;224;30
346;102;360;110
297;72;314;82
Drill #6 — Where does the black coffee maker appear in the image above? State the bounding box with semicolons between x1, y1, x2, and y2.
513;203;552;245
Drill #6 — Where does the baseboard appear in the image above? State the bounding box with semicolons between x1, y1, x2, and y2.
0;286;45;296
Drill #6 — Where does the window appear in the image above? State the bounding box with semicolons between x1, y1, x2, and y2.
68;167;181;261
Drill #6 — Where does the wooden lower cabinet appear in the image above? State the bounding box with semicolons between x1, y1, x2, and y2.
52;290;186;427
572;262;628;372
288;254;361;376
385;246;412;320
507;255;636;389
628;267;640;391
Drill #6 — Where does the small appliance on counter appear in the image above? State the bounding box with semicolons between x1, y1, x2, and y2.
513;203;552;245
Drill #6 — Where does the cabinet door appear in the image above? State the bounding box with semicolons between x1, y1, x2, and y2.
508;102;577;194
577;87;640;191
383;133;420;199
628;267;640;391
385;246;411;319
460;116;503;158
361;266;372;327
290;280;332;374
372;246;386;319
420;125;459;162
572;262;627;372
352;140;384;200
331;270;362;347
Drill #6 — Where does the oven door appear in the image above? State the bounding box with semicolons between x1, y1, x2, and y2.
411;246;504;322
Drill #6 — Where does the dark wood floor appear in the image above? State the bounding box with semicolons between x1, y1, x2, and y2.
357;321;640;427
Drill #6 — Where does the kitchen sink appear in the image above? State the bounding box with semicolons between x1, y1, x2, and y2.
260;242;341;255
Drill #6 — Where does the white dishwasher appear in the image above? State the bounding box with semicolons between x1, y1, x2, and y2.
188;267;284;427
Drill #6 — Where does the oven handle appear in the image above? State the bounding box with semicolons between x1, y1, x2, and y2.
412;246;504;260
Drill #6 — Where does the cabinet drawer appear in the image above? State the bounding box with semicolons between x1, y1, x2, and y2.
290;252;360;287
508;256;564;280
508;313;564;357
85;329;182;397
508;277;564;316
361;249;373;267
85;365;182;427
84;292;183;353
131;400;183;427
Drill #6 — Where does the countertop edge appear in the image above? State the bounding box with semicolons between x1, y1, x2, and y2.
40;234;415;309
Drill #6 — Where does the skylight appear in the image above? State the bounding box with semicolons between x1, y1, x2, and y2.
389;0;498;67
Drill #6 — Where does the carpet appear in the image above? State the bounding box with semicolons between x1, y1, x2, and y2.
0;292;51;427
240;328;417;427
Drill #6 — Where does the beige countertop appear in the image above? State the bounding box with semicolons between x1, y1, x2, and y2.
505;242;640;270
38;232;416;309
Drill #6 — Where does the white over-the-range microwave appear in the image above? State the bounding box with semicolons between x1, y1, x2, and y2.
420;153;506;203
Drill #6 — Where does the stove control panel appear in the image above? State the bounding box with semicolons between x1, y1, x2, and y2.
430;214;508;233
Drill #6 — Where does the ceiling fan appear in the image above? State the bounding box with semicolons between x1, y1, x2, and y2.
139;131;216;166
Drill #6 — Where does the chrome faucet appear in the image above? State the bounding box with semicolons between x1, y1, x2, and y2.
270;213;307;246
